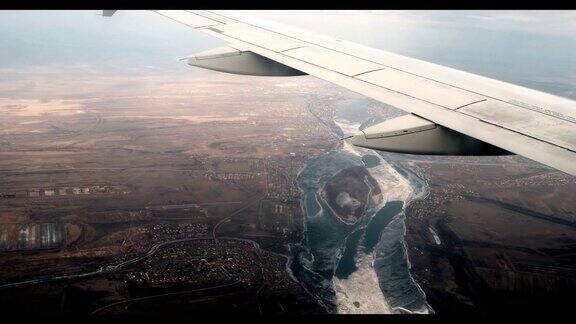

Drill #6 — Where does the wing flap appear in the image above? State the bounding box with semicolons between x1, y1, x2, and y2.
283;46;383;77
217;23;310;52
459;99;576;152
356;68;487;110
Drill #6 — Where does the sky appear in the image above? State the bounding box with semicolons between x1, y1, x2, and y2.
0;10;575;99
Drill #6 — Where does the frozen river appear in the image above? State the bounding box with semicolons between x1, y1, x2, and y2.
288;98;432;314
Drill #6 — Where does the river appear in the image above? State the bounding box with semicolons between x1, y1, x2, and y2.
288;98;432;314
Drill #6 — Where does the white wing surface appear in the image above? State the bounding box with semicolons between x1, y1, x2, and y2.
141;10;576;176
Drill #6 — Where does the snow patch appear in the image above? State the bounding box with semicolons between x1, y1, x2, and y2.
428;227;441;246
336;192;361;209
334;253;392;314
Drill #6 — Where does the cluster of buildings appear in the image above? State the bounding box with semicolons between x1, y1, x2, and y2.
208;171;260;181
0;222;66;251
126;239;258;287
146;223;209;242
26;185;129;198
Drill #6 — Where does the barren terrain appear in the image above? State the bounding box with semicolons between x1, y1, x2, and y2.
0;69;347;315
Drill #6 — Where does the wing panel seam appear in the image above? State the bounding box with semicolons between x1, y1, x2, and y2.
280;45;309;53
352;68;387;77
454;99;488;110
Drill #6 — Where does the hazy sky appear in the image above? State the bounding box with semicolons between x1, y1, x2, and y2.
0;10;575;98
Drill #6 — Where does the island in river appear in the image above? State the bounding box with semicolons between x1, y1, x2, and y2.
321;166;382;225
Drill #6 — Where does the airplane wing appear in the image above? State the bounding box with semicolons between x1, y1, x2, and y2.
109;10;576;176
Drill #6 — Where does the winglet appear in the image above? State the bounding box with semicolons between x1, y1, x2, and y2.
102;10;117;17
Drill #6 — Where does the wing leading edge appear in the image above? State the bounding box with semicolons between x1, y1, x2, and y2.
108;10;576;176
